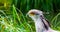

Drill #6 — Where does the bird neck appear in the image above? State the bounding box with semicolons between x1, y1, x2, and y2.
34;18;50;32
34;18;46;32
40;15;50;30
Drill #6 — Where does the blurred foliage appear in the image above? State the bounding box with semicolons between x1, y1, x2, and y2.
0;0;60;14
0;0;60;32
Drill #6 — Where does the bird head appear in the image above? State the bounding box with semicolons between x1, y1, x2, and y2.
27;9;51;30
27;9;44;21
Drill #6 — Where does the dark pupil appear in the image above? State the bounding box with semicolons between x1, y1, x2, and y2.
36;13;39;15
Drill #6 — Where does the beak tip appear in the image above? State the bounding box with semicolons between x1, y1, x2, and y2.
26;13;28;17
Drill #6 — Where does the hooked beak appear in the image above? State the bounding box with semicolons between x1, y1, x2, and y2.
26;13;29;17
26;13;35;17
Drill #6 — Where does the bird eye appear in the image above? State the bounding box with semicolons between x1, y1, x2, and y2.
36;13;39;15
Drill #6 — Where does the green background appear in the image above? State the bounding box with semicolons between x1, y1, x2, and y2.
0;0;60;32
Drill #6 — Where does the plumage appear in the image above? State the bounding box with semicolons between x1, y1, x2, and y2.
27;9;60;32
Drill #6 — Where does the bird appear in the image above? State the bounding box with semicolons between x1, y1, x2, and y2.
27;9;60;32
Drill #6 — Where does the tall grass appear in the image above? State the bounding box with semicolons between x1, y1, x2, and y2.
0;0;60;32
0;5;60;32
51;13;60;30
0;5;35;32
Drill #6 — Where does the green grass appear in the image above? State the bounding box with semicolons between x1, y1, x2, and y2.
0;5;60;32
0;0;60;32
51;13;60;30
0;5;35;32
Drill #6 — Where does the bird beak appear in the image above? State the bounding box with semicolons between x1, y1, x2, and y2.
26;13;35;17
26;13;29;17
26;13;31;19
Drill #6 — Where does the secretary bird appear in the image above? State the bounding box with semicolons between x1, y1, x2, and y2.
27;9;60;32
